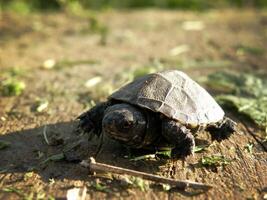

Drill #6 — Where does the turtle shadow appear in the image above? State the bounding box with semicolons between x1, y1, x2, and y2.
0;121;167;182
0;121;92;181
0;121;207;197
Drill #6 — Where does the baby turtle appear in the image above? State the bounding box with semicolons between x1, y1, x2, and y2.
77;70;236;158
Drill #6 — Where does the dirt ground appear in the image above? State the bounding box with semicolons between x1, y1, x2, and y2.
0;9;267;199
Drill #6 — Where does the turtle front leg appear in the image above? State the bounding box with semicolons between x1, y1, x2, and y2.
205;117;236;141
77;101;110;137
162;118;195;158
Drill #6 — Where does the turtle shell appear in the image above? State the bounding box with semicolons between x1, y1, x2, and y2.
110;70;224;125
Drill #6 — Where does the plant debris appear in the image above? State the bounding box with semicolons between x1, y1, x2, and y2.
2;186;55;199
217;95;267;129
206;71;267;130
84;76;102;88
66;187;87;200
193;145;209;153
67;187;87;200
130;154;156;161
44;59;100;70
128;176;150;192
244;143;254;154
0;78;26;96
235;44;265;56
161;183;171;191
200;155;232;167
1;187;24;197
155;150;172;158
130;150;171;161
3;67;26;77
42;59;56;69
0;140;10;150
169;44;190;56
114;175;150;191
34;99;49;112
92;181;110;193
42;126;64;146
41;153;64;164
206;72;266;96
24;172;34;181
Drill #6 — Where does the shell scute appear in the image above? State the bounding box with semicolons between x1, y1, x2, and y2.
110;70;224;125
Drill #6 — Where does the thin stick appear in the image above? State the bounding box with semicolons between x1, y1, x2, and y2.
42;125;50;145
81;157;213;190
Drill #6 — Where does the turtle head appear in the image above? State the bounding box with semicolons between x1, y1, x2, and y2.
102;103;147;148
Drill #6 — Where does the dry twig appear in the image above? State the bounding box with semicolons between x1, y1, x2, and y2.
81;157;213;190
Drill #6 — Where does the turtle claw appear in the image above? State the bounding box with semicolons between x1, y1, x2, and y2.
76;102;110;137
171;135;195;158
206;117;236;141
162;119;195;159
76;111;94;134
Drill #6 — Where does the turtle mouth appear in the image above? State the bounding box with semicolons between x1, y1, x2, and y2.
106;128;131;142
102;113;135;142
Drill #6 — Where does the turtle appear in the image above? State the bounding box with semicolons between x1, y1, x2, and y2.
77;70;236;158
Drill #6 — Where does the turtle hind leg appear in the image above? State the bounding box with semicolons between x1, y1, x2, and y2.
77;101;110;137
206;117;236;141
162;119;195;158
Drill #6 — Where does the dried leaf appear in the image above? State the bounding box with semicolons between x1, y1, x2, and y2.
35;99;49;112
67;187;87;200
162;184;171;191
169;45;189;56
43;59;56;69
84;76;102;88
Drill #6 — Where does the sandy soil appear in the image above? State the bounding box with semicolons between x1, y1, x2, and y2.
0;9;267;199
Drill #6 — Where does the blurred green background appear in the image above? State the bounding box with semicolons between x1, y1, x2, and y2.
1;0;267;12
